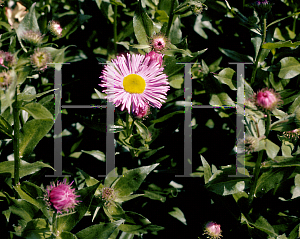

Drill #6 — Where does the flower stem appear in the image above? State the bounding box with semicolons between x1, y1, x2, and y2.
113;4;118;54
52;211;58;237
13;87;20;187
166;0;176;38
248;111;271;207
250;14;267;85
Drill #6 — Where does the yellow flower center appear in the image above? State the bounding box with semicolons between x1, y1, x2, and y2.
123;74;146;94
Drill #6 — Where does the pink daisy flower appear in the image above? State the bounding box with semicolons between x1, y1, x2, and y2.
99;53;170;114
46;179;80;214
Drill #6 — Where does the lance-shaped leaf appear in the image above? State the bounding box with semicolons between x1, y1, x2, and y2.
19;118;54;157
262;40;300;49
111;164;159;199
0;160;54;178
133;0;159;47
20;102;53;120
76;220;124;239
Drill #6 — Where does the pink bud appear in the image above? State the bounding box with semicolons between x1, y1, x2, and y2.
149;33;170;52
145;51;163;67
133;104;150;119
45;179;80;214
250;88;282;111
203;222;222;239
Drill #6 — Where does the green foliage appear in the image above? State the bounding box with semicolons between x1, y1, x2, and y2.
1;0;300;238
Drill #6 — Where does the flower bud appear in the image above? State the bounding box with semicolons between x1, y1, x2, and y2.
100;187;115;204
45;179;80;214
203;221;222;239
22;30;44;45
0;71;12;89
250;88;282;112
133;104;151;119
252;0;273;14
31;48;52;71
149;33;170;52
282;129;300;141
145;51;163;67
48;20;63;38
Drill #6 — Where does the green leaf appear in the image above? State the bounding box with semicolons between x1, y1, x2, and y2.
22;218;52;238
270;114;297;132
288;222;300;239
104;167;121;188
291;174;300;199
205;167;251;196
255;168;292;197
118;211;164;235
112;164;159;198
200;155;212;184
261;156;300;168
263;139;280;159
156;10;169;22
103;201;125;219
14;182;51;221
194;14;219;39
57;182;100;233
278;57;300;79
81;150;106;162
209;92;235;107
115;194;144;203
58;231;78;239
8;198;38;223
110;0;126;7
19;118;54;157
150;111;185;124
169;17;182;44
169;74;184;89
142;190;166;202
219;47;253;63
134;121;150;141
262;40;300;49
133;0;159;46
0;160;54;178
163;49;207;78
168;207;187;225
20;102;53;120
214;68;236;90
18;87;57;102
253;216;278;237
0;115;13;139
76;220;124;239
42;46;75;70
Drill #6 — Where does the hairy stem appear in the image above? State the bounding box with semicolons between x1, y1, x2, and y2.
248;112;271;207
13;87;20;187
250;15;267;85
